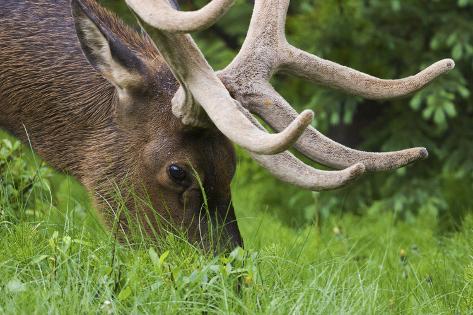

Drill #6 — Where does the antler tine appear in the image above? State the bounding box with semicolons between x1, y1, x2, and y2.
281;50;455;100
219;0;453;171
241;107;366;190
224;0;454;96
247;82;429;171
251;153;365;190
125;0;236;33
127;0;314;155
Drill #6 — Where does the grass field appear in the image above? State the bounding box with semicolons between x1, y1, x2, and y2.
1;135;472;314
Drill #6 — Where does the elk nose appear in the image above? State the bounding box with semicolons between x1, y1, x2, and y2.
211;202;243;252
181;187;202;210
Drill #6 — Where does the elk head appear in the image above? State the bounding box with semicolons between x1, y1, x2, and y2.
71;0;245;249
71;0;454;249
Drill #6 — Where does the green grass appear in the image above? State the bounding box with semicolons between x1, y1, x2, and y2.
1;135;472;314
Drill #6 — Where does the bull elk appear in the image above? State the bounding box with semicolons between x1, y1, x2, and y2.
0;0;454;249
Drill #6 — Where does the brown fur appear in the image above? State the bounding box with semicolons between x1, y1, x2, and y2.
0;0;242;249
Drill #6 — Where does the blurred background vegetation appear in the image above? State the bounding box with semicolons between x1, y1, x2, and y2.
102;0;473;231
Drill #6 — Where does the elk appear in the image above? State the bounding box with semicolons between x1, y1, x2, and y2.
0;0;454;249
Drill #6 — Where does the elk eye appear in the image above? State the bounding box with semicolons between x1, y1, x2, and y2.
168;164;187;182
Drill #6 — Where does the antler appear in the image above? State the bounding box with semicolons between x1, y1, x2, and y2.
126;0;453;190
126;0;235;33
218;0;454;172
240;108;366;190
126;0;314;155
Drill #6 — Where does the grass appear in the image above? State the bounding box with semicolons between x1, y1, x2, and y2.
1;135;472;314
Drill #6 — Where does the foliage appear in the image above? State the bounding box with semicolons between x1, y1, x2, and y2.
0;138;52;221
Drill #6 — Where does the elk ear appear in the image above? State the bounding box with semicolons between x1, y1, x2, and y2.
71;0;144;92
